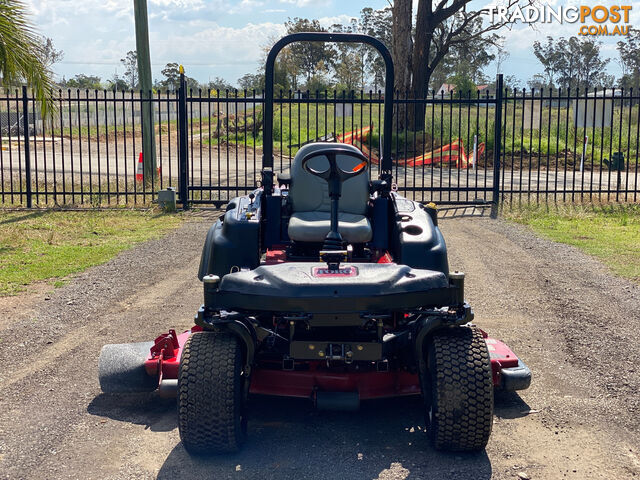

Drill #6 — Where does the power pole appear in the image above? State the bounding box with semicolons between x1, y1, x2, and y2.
133;0;157;186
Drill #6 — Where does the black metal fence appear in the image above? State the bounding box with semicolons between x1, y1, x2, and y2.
500;86;639;204
1;75;639;208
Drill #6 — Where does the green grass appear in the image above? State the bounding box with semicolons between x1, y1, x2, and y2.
202;102;381;155
49;117;180;140
1;174;170;208
204;102;640;168
504;204;640;282
0;209;183;295
29;97;640;169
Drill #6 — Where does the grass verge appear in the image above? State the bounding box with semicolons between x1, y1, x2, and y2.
0;209;183;296
504;204;640;282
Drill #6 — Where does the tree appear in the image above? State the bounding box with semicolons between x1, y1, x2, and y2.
617;29;640;90
271;12;391;94
160;62;180;90
107;75;129;92
237;73;264;92
412;1;515;93
0;0;55;115
495;42;509;77
391;0;412;95
38;36;63;69
159;62;198;91
276;45;299;91
429;18;501;88
207;76;233;92
260;35;297;92
533;36;610;91
450;22;499;84
333;52;361;92
572;38;609;90
450;74;476;98
360;7;392;90
392;0;523;130
305;71;332;94
532;37;561;87
285;18;334;83
120;50;138;89
504;74;522;91
527;74;549;92
391;0;412;128
65;74;102;90
330;21;366;91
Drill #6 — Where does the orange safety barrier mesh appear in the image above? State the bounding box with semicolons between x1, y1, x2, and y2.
336;125;484;169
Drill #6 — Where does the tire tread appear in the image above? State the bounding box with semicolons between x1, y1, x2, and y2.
178;332;246;454
428;326;494;451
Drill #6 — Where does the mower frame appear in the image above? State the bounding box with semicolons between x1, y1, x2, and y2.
99;32;531;455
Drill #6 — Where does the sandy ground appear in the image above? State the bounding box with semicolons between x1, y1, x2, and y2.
0;212;639;479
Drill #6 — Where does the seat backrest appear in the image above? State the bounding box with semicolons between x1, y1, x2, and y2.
288;142;369;215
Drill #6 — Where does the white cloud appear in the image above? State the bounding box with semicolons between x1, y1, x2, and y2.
33;0;636;87
154;21;286;64
484;0;640;82
318;14;357;27
150;0;205;8
278;0;327;7
229;0;264;14
280;0;317;7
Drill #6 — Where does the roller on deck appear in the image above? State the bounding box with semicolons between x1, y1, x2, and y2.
98;342;157;394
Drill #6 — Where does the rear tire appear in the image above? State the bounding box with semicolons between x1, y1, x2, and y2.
178;332;247;454
424;326;493;451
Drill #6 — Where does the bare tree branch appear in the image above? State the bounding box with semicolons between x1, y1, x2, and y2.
403;0;538;130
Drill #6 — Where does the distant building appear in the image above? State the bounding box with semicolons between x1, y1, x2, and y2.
437;83;491;96
436;83;455;96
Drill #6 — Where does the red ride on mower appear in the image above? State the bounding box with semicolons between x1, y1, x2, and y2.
98;32;531;454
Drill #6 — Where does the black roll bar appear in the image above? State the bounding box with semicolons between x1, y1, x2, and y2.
262;32;394;193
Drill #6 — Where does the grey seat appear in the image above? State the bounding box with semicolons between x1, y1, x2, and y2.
287;142;372;243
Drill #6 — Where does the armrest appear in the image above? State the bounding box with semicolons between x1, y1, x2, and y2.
370;179;388;194
277;168;291;186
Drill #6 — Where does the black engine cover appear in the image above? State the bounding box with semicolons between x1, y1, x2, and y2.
207;263;453;314
198;195;260;280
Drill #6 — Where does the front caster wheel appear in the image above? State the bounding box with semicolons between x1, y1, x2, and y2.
424;326;494;451
178;332;248;454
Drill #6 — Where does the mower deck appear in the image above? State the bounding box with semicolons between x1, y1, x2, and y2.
133;327;531;400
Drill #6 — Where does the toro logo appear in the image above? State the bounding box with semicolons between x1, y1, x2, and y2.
312;266;358;277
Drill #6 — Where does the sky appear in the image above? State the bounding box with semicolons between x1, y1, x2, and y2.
27;0;640;88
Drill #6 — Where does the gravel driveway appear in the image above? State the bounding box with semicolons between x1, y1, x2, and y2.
0;212;638;479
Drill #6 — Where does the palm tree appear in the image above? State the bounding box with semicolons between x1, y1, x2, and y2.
0;0;54;115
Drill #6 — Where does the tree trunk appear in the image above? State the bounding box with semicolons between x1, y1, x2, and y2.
392;0;412;132
410;0;433;132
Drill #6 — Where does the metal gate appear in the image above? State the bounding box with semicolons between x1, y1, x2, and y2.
180;74;502;208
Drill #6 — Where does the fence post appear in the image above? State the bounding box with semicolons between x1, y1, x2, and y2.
177;67;189;209
21;86;32;208
491;74;503;215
